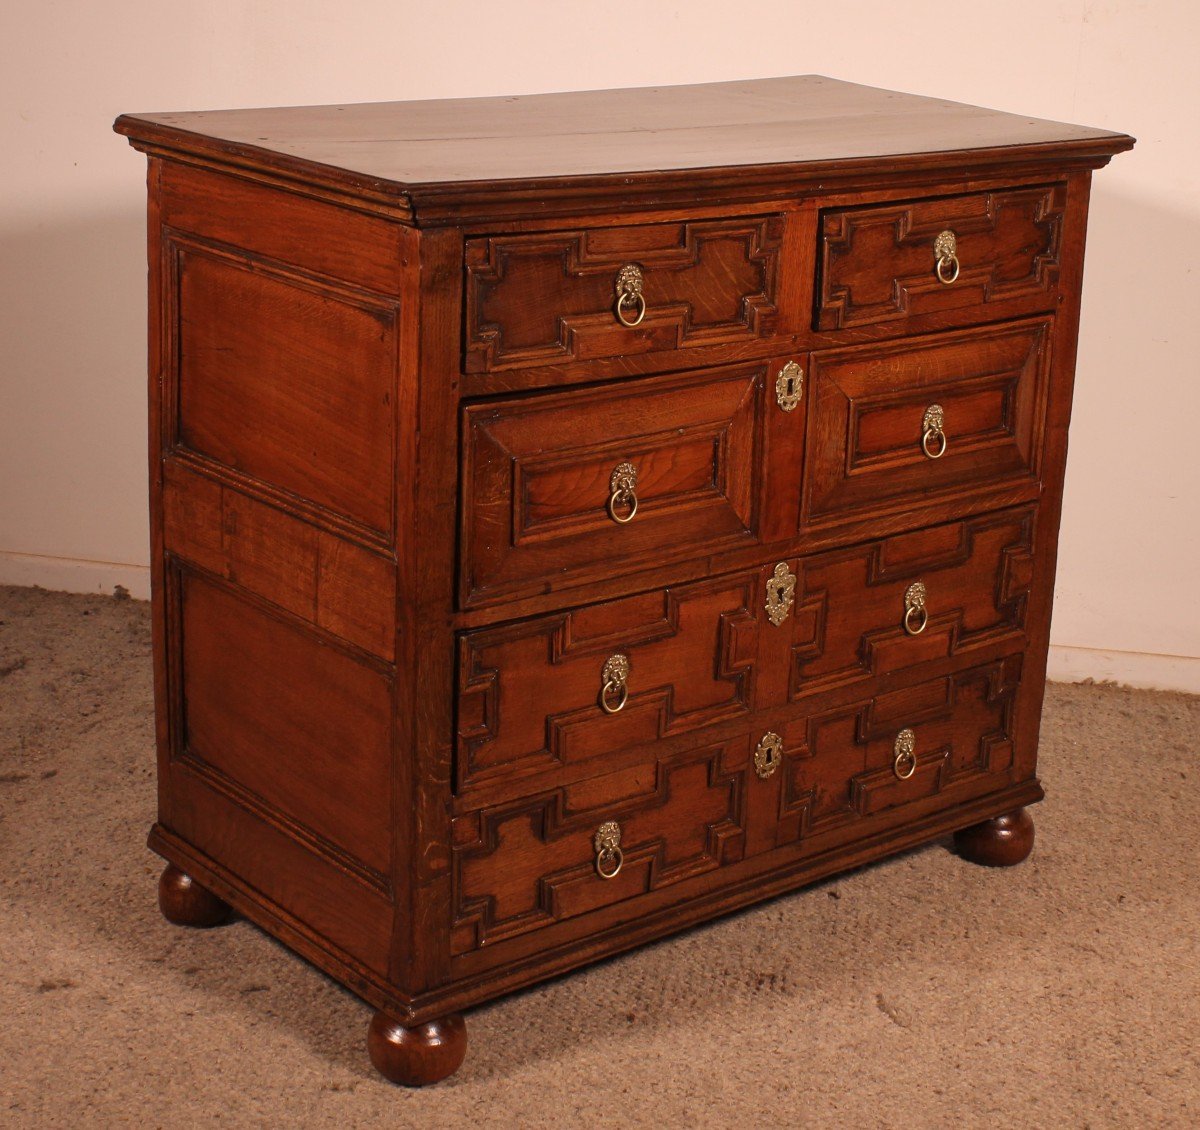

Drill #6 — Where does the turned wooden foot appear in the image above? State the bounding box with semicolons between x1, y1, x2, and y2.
954;807;1035;867
158;864;231;927
368;1010;467;1086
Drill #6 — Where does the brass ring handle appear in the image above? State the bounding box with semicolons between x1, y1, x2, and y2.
934;230;960;285
893;728;917;781
599;653;630;715
903;581;928;636
594;820;624;880
606;462;638;524
614;263;646;327
921;404;947;460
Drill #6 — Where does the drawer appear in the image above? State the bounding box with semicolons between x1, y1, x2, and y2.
802;320;1049;529
461;361;796;607
450;654;1025;958
773;655;1024;850
451;739;749;955
464;216;783;372
816;184;1066;331
457;568;764;794
781;507;1035;701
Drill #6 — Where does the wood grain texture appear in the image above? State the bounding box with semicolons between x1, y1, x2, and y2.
116;79;1132;1084
115;76;1133;223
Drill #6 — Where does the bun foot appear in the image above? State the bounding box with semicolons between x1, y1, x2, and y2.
158;864;231;927
368;1010;467;1086
954;807;1035;867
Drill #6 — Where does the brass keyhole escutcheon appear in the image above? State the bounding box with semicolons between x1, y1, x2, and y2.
893;728;918;780
614;263;647;327
607;461;639;523
599;653;630;715
934;229;960;284
754;732;783;779
776;361;804;412
903;581;928;636
765;562;797;627
594;820;624;880
921;404;947;460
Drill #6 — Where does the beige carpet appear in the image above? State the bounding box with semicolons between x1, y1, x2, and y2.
1;584;1196;1127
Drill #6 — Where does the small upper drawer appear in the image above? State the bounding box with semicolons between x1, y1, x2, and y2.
816;185;1066;331
464;216;784;373
461;362;781;608
802;320;1050;530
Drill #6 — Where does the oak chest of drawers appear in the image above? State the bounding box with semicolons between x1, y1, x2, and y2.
115;76;1133;1085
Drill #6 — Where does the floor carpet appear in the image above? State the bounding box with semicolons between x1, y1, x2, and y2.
1;584;1196;1127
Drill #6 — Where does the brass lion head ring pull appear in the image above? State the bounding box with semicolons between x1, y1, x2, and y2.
599;653;630;715
921;404;947;460
594;820;624;880
614;263;647;327
606;461;638;523
893;728;918;781
934;230;960;285
903;581;928;636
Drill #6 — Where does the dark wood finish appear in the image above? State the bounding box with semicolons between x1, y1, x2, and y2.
115;77;1131;1085
367;1011;467;1087
954;807;1035;866
817;184;1065;330
158;863;231;927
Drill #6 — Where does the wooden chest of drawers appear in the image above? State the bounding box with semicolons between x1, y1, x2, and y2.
114;76;1132;1085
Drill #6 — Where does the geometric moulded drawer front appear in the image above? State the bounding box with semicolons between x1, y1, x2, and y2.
461;363;770;607
464;215;783;373
802;319;1051;529
785;507;1035;700
451;740;747;955
774;655;1024;848
456;568;762;795
817;184;1065;331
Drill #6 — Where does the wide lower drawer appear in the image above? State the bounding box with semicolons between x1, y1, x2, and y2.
464;215;784;373
460;361;793;607
450;656;1025;958
816;184;1065;331
802;319;1050;529
456;507;1034;799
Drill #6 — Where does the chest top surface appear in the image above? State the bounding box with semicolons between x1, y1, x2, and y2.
114;75;1133;221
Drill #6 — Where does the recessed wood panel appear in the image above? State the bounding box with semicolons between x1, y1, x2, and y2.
817;185;1065;330
173;245;397;535
803;320;1049;528
465;216;782;372
178;573;393;878
461;363;770;607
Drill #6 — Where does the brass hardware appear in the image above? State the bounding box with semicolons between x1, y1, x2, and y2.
775;361;804;412
903;581;929;636
606;461;639;523
921;404;947;460
594;820;624;880
753;732;784;779
765;562;797;627
614;263;647;327
599;653;630;715
934;229;960;284
893;728;917;780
